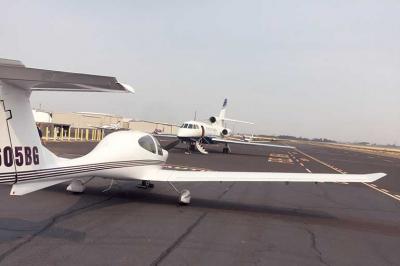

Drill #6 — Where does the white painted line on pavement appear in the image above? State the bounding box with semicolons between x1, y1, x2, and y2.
363;183;400;202
296;149;400;203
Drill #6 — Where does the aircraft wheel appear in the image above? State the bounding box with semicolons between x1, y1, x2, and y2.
137;180;154;189
179;189;191;205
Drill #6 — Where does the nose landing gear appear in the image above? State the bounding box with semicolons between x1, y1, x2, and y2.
168;181;191;204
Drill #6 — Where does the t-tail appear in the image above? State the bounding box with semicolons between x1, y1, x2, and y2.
209;98;254;126
218;98;228;121
0;59;53;187
0;58;133;194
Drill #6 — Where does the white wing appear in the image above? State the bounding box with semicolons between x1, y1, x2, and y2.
148;170;385;183
212;137;295;149
153;133;177;138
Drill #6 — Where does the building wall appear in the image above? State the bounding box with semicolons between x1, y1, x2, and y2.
52;113;124;129
129;121;178;134
43;112;178;135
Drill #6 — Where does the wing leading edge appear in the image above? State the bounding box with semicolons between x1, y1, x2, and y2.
148;170;385;183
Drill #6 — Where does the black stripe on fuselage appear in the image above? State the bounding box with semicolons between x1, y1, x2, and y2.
0;160;163;177
17;160;163;177
0;160;163;183
18;161;161;182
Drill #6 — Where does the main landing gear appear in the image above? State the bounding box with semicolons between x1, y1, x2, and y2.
169;182;191;204
137;180;155;189
67;177;95;193
67;180;86;193
222;143;231;154
138;180;190;204
185;142;196;154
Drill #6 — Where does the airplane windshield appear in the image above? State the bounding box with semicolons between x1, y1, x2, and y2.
154;137;163;156
188;124;193;129
138;135;157;154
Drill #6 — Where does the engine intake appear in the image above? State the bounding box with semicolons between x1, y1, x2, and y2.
221;129;229;136
209;116;217;123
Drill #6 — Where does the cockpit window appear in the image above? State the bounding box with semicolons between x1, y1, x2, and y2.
183;124;188;128
194;125;199;129
188;124;193;129
138;135;156;154
155;138;163;156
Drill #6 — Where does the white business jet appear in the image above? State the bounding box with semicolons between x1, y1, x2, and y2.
163;98;294;154
0;59;385;204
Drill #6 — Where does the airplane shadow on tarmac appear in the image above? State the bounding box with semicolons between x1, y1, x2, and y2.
1;182;400;247
49;183;400;237
0;218;86;243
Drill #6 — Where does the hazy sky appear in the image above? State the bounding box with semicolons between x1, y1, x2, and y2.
1;0;399;144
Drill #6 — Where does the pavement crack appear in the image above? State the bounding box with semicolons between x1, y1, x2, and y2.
151;212;207;266
151;182;233;266
0;196;113;263
304;226;330;266
217;182;235;200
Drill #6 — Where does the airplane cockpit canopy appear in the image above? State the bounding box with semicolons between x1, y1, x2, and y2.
138;135;163;155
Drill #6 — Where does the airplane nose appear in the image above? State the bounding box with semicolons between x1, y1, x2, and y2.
176;128;183;137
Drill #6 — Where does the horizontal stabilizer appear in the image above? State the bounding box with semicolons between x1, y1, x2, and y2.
0;59;134;93
147;170;385;183
153;133;177;138
163;140;181;150
222;118;254;124
10;178;71;196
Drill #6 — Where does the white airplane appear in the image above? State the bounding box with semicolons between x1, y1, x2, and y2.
88;123;121;130
0;59;385;204
162;98;294;154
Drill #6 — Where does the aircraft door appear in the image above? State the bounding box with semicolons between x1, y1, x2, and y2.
201;125;205;137
0;100;17;183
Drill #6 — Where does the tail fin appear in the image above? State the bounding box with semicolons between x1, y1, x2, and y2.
218;98;228;120
216;98;254;125
0;58;133;187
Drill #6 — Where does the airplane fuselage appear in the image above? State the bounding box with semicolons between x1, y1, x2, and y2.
176;120;231;143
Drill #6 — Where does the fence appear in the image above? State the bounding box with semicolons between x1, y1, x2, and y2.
41;126;105;142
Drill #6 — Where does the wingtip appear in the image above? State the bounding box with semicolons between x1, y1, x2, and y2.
118;82;135;93
367;172;386;182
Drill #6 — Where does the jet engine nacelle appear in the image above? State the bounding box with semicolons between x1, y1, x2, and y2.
221;128;230;136
209;116;217;123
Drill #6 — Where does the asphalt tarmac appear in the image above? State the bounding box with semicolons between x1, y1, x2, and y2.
0;140;399;266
